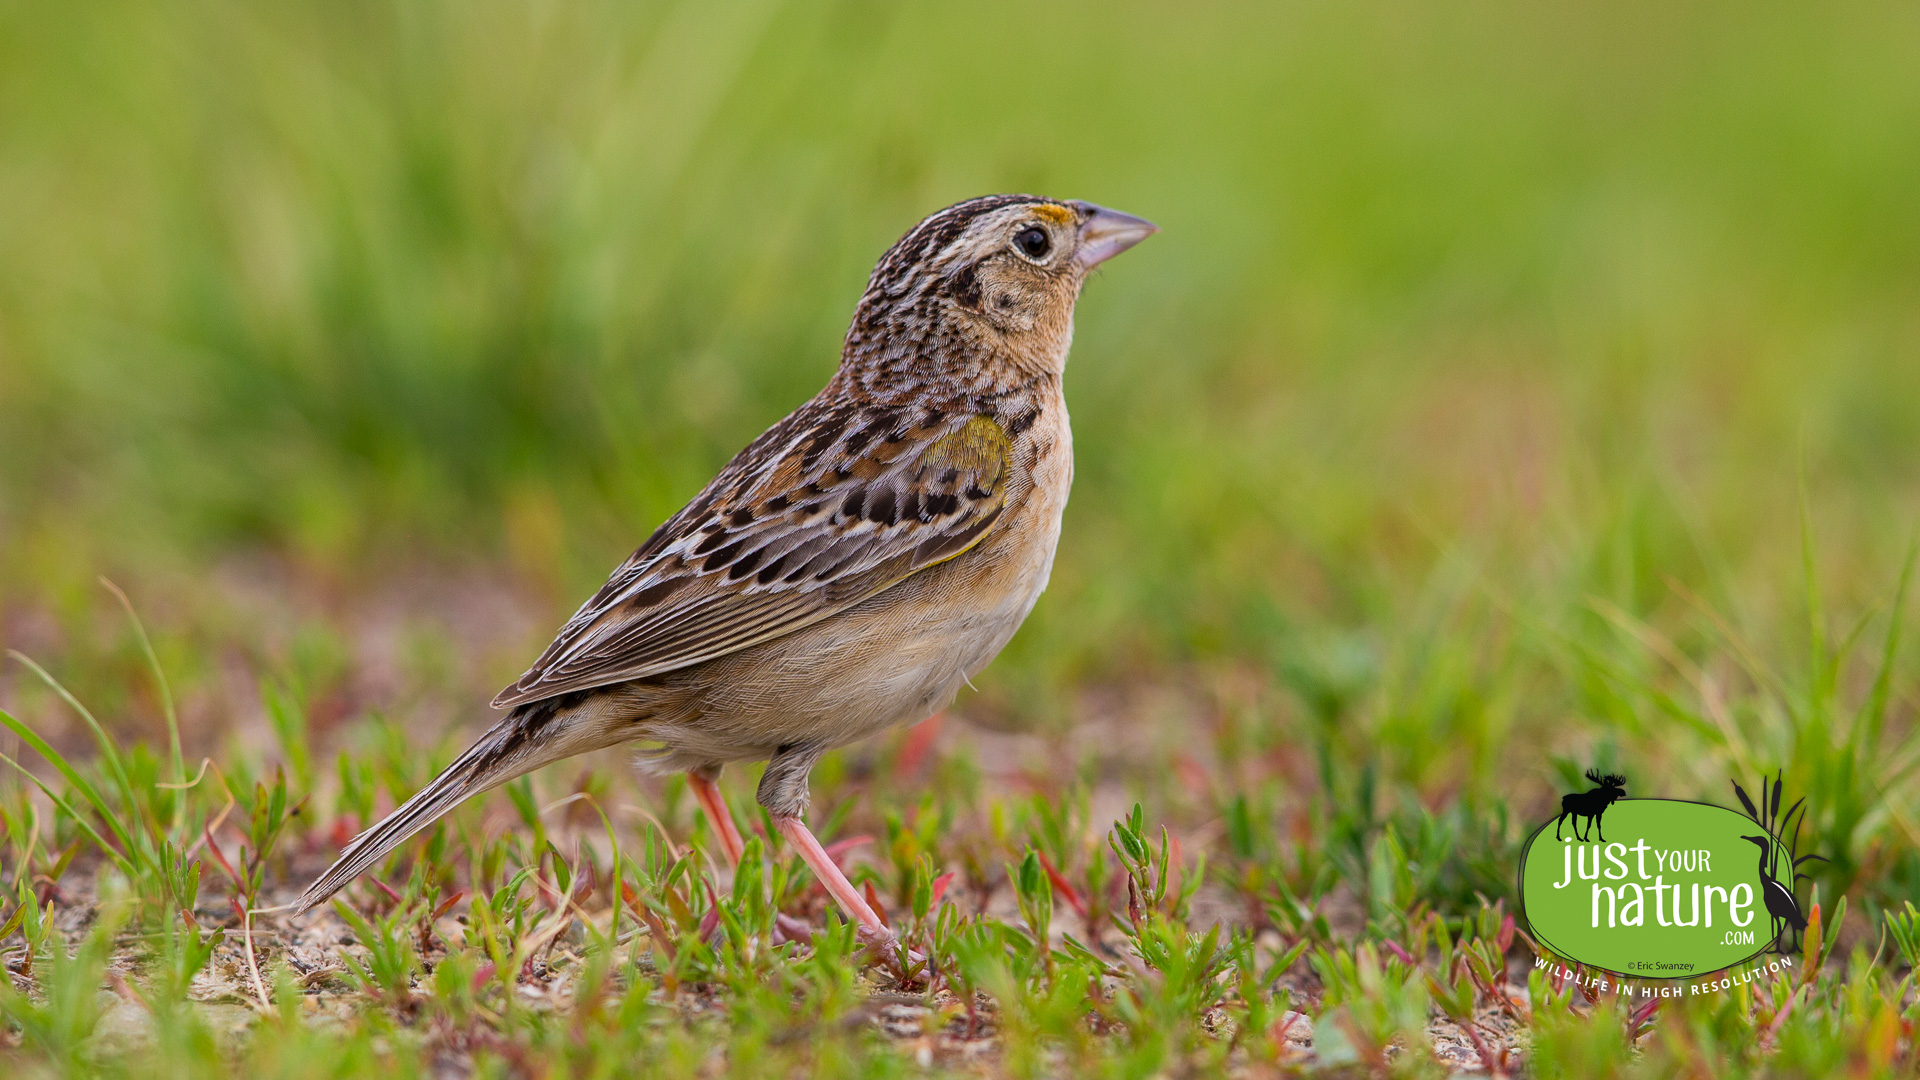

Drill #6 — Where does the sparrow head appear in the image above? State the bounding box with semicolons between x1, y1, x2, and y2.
844;194;1157;389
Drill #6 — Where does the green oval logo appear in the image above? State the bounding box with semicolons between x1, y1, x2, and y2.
1519;799;1793;978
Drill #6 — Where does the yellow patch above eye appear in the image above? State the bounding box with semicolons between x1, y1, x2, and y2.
1031;204;1074;226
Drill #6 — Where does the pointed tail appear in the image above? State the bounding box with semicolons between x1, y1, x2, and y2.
294;694;614;914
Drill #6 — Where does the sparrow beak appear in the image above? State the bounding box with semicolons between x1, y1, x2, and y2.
1070;201;1159;269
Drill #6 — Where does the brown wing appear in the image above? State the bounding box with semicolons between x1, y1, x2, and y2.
491;412;1012;709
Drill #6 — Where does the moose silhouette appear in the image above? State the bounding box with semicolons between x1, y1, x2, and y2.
1554;769;1627;842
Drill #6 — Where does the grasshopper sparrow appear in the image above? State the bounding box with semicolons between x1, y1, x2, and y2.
296;195;1157;939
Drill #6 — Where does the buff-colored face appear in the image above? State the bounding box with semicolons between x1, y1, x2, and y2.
937;200;1157;369
845;195;1156;383
949;202;1082;333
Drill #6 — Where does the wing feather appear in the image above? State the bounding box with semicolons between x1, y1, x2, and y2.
491;411;1012;708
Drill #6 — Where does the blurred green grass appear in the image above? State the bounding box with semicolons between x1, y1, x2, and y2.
2;0;1918;893
2;4;1920;1072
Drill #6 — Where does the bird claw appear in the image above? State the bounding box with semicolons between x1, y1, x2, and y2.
855;924;930;981
772;913;814;945
771;915;921;977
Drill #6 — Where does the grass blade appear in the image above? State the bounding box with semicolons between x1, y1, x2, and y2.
0;748;133;875
0;705;141;864
101;578;186;824
8;652;142;830
1860;530;1917;757
1799;450;1829;711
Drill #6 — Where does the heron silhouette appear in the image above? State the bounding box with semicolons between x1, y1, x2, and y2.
1741;834;1806;952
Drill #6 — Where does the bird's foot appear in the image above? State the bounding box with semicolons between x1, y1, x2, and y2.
856;923;931;982
771;911;923;979
773;912;815;945
771;814;932;978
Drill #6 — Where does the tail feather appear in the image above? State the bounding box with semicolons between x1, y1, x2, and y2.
294;694;615;914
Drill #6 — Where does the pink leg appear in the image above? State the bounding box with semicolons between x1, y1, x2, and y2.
687;770;746;867
774;814;890;939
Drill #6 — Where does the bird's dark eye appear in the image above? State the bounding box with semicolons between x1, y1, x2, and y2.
1013;227;1051;259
